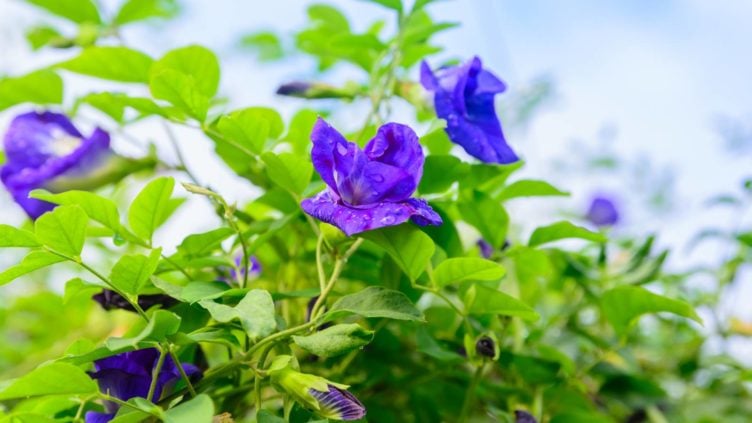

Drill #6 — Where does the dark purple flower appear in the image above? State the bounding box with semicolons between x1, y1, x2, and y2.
1;111;149;220
93;289;177;312
420;57;519;164
301;118;442;236
85;348;201;423
515;410;538;423
477;239;494;259
229;254;261;282
586;195;620;227
309;385;367;421
276;81;313;97
475;336;496;359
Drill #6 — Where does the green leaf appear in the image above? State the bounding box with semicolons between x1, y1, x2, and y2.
200;289;276;340
261;152;313;195
361;225;435;281
25;0;101;24
601;286;702;337
416;328;463;362
322;286;424;323
26;25;67;50
63;278;100;304
528;221;606;247
0;225;40;248
240;31;284;61
359;0;402;11
292;323;374;357
0;70;63;111
458;190;509;249
114;0;179;25
163;394;214;423
106;310;181;350
177;228;234;257
433;258;505;288
30;190;120;231
58;46;153;83
257;410;285;423
0;362;98;400
216;107;284;155
0;251;66;286
465;285;539;321
149;68;210;121
34;205;88;257
109;248;162;296
498;179;569;200
152;45;220;97
128;177;176;244
419;155;468;194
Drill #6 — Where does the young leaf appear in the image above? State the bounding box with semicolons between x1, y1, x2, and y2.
601;286;702;337
177;228;234;257
109;248;162;296
63;278;101;304
0;224;40;248
261;152;313;195
152;45;220;97
360;225;435;282
216;107;284;155
433;258;505;288
359;0;402;12
105;310;182;350
292;323;374;357
498;179;569;200
419;155;468;194
465;285;539;321
200;289;276;340
57;46;154;83
114;0;179;25
528;221;606;247
0;251;66;286
149;68;211;121
163;394;214;423
458;190;509;249
322;286;424;323
0;70;63;111
128;177;176;245
34;205;89;257
240;31;285;61
30;190;120;231
0;362;98;400
25;0;101;24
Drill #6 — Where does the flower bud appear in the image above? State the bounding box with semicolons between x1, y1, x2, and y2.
515;410;538;423
474;333;499;360
268;355;366;421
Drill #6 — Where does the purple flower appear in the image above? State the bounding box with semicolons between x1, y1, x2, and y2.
515;410;538;423
586;195;620;227
301;118;442;236
420;57;518;164
309;385;367;421
85;348;201;423
229;254;261;282
93;289;177;313
1;111;149;220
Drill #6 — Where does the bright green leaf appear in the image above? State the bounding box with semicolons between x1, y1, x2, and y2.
359;0;402;11
322;286;424;323
240;31;284;61
149;68;211;121
31;190;120;231
0;70;63;111
177;228;234;257
465;285;539;321
34;205;88;256
152;45;220;97
128;177;176;245
601;286;702;336
25;0;101;24
216;107;284;155
163;394;214;423
63;278;101;304
200;289;276;340
58;46;153;83
261;152;313;195
0;251;66;286
498;179;569;200
106;310;181;350
292;323;374;357
0;225;40;248
458;190;509;249
433;257;505;287
419;155;468;194
0;362;98;400
361;224;435;281
114;0;179;25
109;248;162;296
528;221;606;247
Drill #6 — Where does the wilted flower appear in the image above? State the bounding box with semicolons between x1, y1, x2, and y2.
301;118;442;236
269;355;366;421
86;348;201;423
420;57;519;164
586;195;620;227
0;111;153;219
93;289;177;312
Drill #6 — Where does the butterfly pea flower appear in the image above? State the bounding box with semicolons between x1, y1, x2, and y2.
92;289;177;312
301;118;442;236
515;410;538;423
1;111;153;219
586;195;620;227
85;348;201;423
475;335;498;359
229;253;261;281
420;57;519;164
269;355;366;421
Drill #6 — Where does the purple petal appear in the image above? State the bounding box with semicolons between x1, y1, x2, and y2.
421;57;518;164
364;122;424;191
586;196;620;227
310;117;349;194
85;411;115;423
309;385;366;421
301;190;441;236
3;111;83;169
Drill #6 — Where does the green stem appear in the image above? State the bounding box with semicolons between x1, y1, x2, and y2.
147;347;167;402
169;349;197;397
315;234;327;291
101;394;161;418
309;239;364;319
458;364;485;423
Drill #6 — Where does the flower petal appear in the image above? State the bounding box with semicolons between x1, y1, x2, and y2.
309;385;366;421
586;196;620;227
3;111;83;169
310;117;349;194
365;122;424;191
301;191;441;236
85;411;115;423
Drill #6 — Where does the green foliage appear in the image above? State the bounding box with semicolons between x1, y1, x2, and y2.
433;257;505;287
528;220;605;246
601;286;701;336
292;323;374;357
58;47;154;83
361;225;435;281
114;0;179;25
200;290;277;340
0;363;98;399
128;177;177;245
0;70;63;111
109;248;162;296
322;286;424;322
34;205;88;257
25;0;101;24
